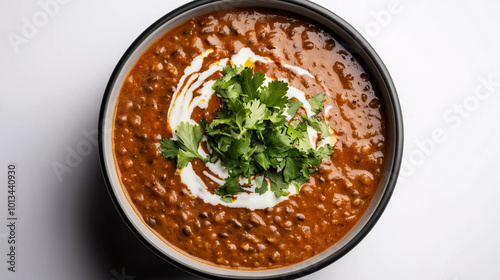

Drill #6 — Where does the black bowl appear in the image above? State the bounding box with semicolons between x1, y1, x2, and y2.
98;0;403;279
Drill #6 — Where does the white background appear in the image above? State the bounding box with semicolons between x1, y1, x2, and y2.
1;0;500;279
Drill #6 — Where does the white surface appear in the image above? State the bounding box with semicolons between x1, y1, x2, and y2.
1;0;499;279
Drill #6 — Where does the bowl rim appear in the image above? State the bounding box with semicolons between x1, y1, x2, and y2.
98;0;404;279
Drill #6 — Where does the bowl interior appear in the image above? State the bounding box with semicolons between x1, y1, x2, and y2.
99;0;402;278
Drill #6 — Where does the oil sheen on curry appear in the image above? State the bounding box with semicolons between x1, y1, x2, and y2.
113;8;386;269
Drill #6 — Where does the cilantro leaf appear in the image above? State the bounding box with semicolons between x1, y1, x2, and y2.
225;174;245;194
314;145;333;160
240;67;265;100
287;121;313;152
245;100;269;129
307;93;326;113
267;172;289;197
283;157;301;182
254;152;271;170
234;108;249;133
160;122;207;169
254;175;268;195
287;99;303;117
159;138;178;159
219;195;233;203
266;112;286;126
215;173;244;202
213;65;245;91
224;84;244;111
226;137;252;161
176;122;204;153
176;148;200;168
301;115;330;138
265;128;292;155
258;81;289;109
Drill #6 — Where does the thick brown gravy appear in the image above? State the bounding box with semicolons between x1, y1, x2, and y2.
113;8;385;269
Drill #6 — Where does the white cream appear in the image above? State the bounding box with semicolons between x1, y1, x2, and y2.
188;58;229;113
235;48;314;79
283;64;314;78
182;163;296;211
307;126;319;149
231;48;259;67
167;49;214;137
319;105;338;147
202;170;225;186
205;160;228;180
167;47;333;209
285;84;315;119
317;127;337;148
193;80;216;110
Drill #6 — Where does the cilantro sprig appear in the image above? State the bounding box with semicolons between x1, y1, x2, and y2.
160;65;333;202
159;122;208;169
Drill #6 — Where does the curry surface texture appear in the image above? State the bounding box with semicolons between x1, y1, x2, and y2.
113;8;386;269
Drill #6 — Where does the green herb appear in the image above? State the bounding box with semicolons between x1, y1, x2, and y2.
215;174;244;203
287;99;303;117
159;121;207;169
307;93;326;113
254;175;267;194
160;65;334;202
301;114;330;137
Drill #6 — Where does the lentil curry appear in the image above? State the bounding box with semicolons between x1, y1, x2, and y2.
113;8;386;269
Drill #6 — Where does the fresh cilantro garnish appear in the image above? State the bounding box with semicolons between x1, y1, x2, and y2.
307;93;326;113
258;80;289;108
215;174;244;203
245;100;269;129
254;175;267;194
267;171;289;197
160;65;334;202
301;114;330;137
287;99;303;117
159;121;207;169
